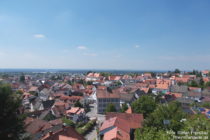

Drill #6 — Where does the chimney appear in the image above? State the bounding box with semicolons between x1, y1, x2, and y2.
49;131;53;136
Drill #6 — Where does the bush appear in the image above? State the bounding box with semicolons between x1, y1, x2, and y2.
202;102;210;109
76;119;96;135
62;117;75;127
43;112;56;121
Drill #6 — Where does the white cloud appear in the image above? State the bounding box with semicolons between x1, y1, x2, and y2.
33;34;45;39
83;52;97;56
77;46;87;50
134;45;140;48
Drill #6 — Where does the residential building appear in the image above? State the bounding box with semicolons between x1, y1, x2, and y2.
96;90;120;114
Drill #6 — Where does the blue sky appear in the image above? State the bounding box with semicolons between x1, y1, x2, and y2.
0;0;210;70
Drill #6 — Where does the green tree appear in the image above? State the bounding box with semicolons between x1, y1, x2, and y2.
201;102;210;109
16;90;23;95
87;81;93;85
134;128;141;140
43;112;56;121
188;80;198;87
154;94;162;104
107;87;112;93
144;101;186;132
138;127;173;140
2;74;9;79
0;84;25;140
199;78;204;88
74;100;83;108
62;117;75;127
78;79;85;85
131;95;156;118
181;114;210;138
151;72;156;78
204;81;210;88
174;69;181;74
100;72;112;79
105;103;116;113
86;71;93;75
19;75;25;83
120;103;128;113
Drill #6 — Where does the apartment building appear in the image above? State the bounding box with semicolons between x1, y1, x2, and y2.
96;90;120;114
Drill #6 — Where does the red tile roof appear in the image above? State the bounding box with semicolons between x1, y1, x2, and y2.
175;77;189;83
97;86;107;90
203;77;210;83
25;119;52;134
202;70;209;74
103;127;130;140
108;76;121;81
171;93;183;98
49;119;62;126
87;73;100;77
106;113;144;129
100;117;130;133
41;126;85;140
66;107;84;114
97;90;120;98
144;73;152;77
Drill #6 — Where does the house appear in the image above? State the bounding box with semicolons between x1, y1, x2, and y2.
111;87;136;105
85;85;96;96
28;86;39;95
188;92;202;102
188;87;202;93
97;86;107;90
99;113;144;140
28;120;84;140
39;88;52;101
170;85;188;94
175;77;189;84
176;98;194;106
143;73;152;79
105;113;144;129
121;75;134;83
56;94;82;105
85;72;101;81
72;83;85;92
99;117;130;140
152;79;170;95
97;90;121;114
25;118;52;135
51;101;67;118
202;70;209;77
108;76;121;81
170;93;183;99
203;77;210;83
29;97;43;112
66;107;86;123
41;100;55;110
40;125;85;140
202;88;210;97
134;88;150;99
120;93;135;105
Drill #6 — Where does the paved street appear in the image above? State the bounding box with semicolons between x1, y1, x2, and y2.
85;103;105;140
86;103;97;119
